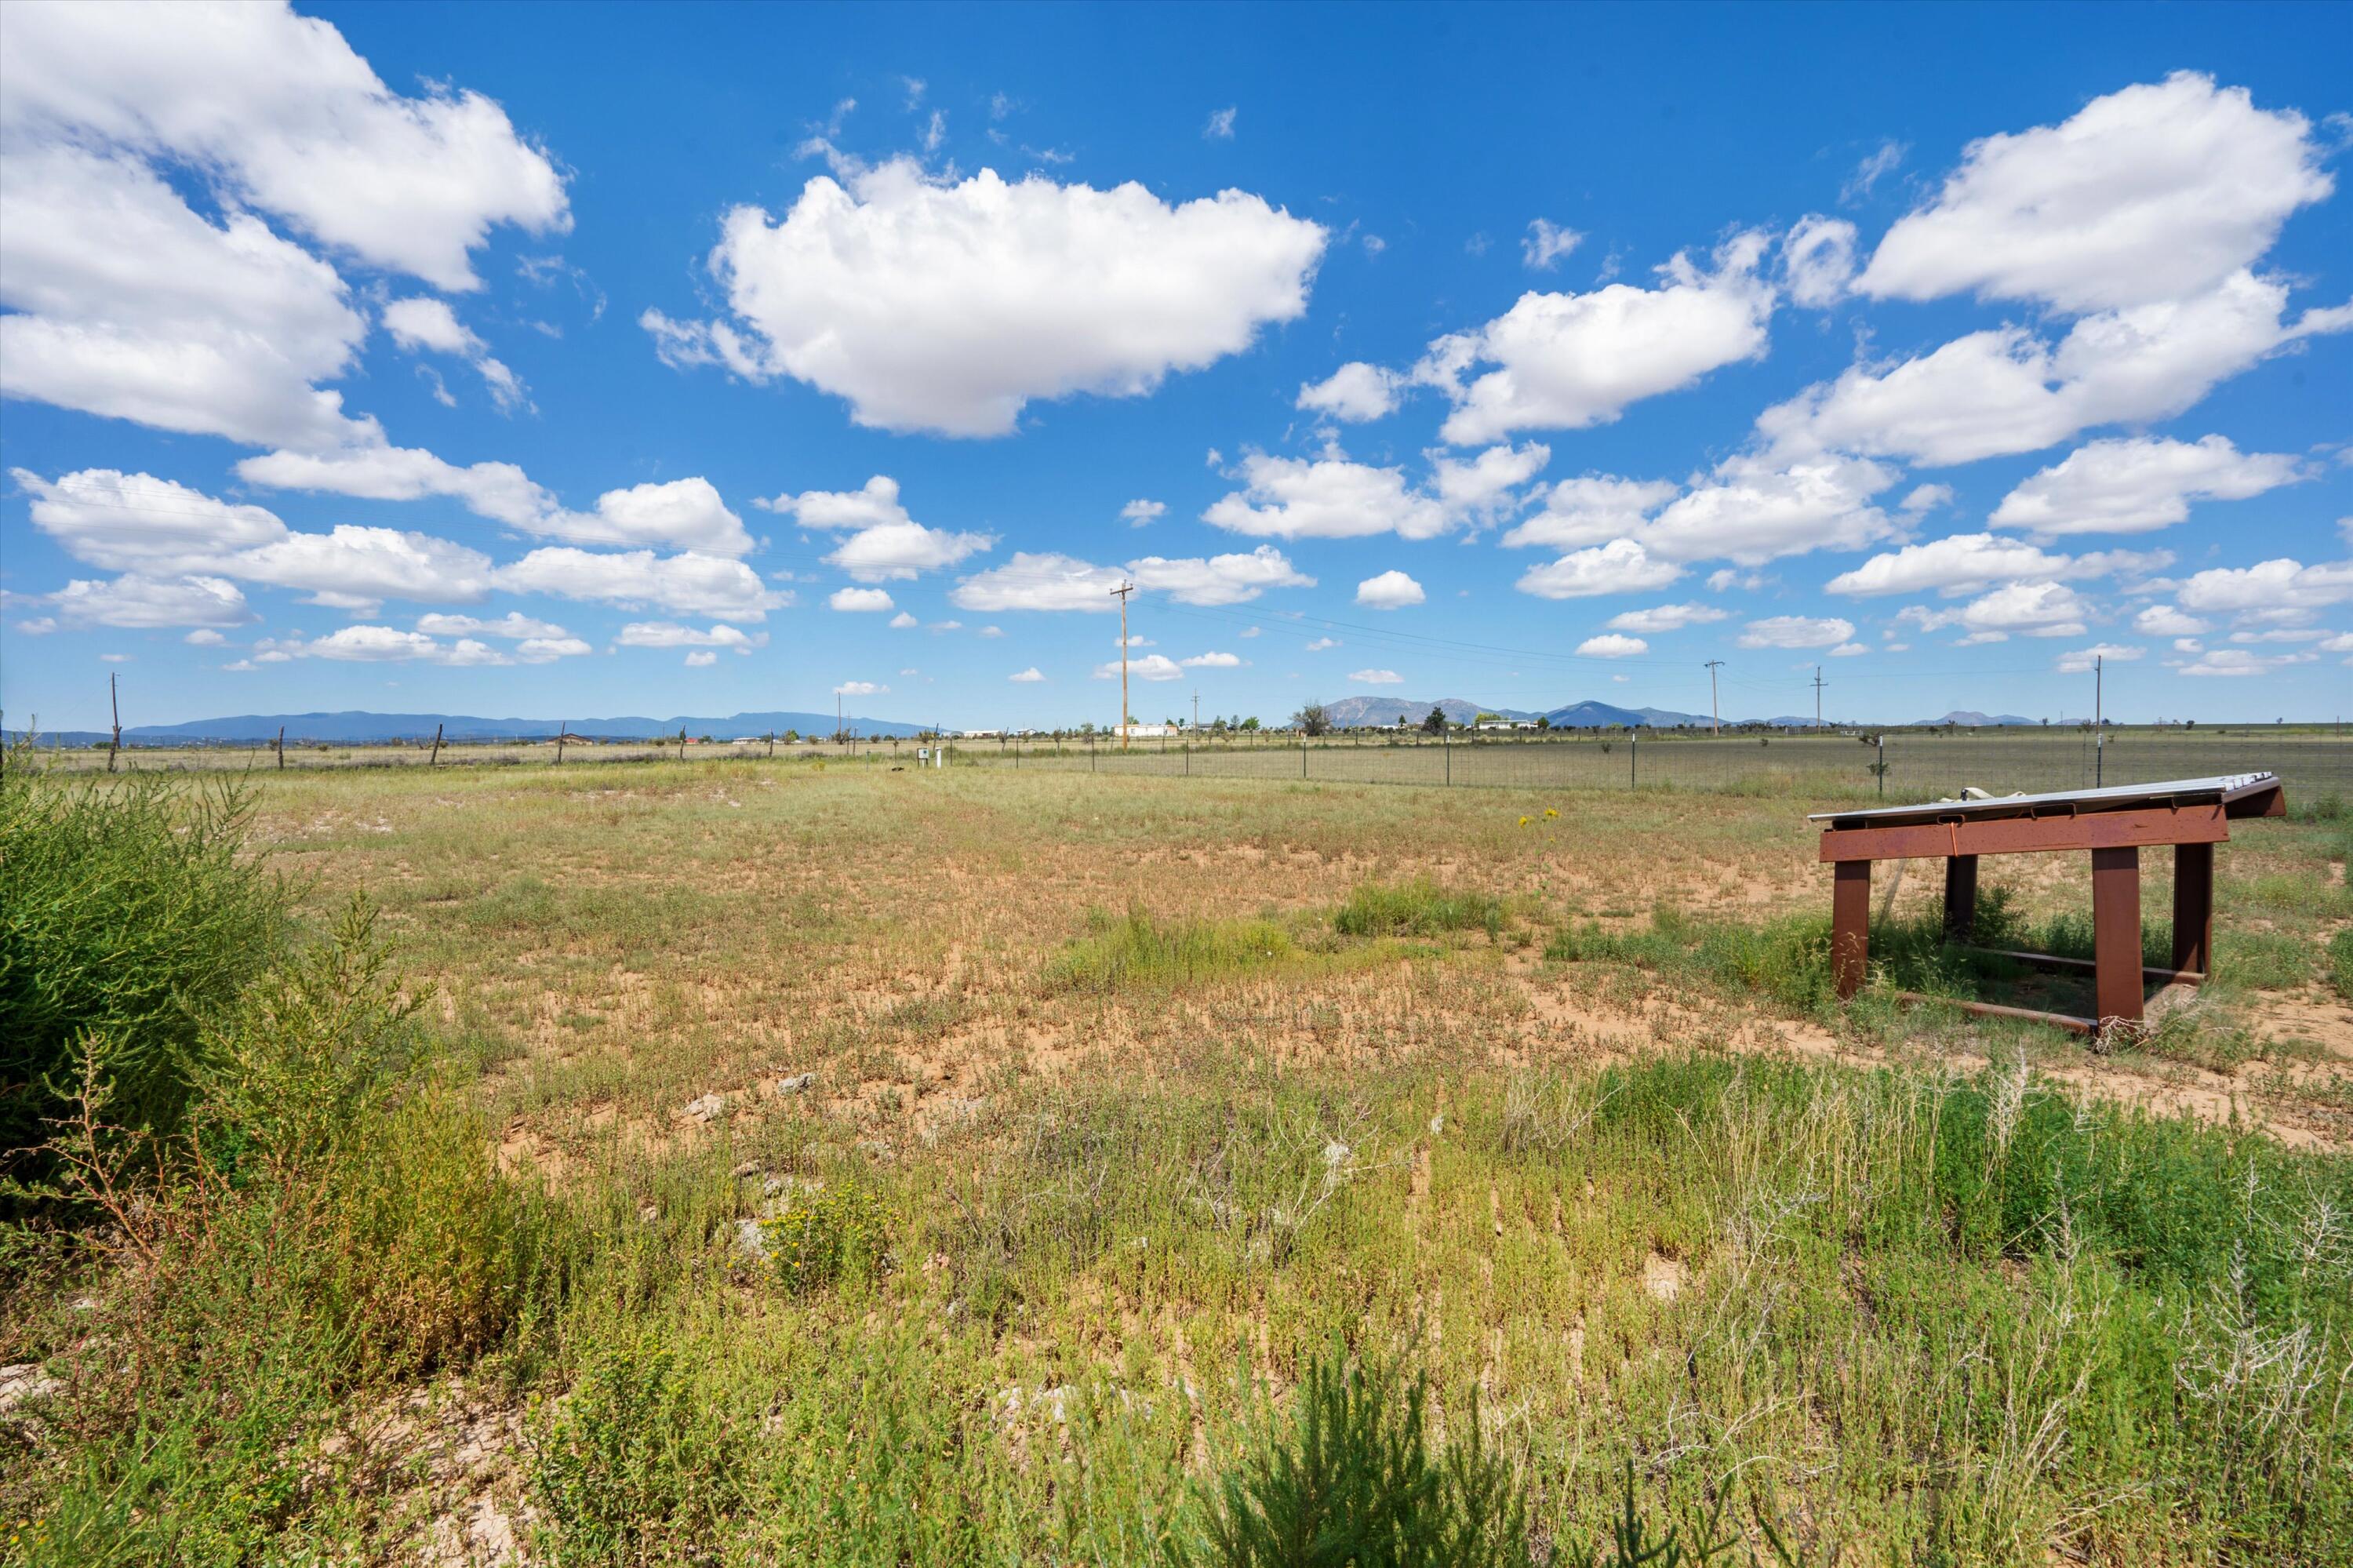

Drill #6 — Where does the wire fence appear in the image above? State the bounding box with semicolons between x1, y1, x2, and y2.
17;726;2353;806
958;727;2353;805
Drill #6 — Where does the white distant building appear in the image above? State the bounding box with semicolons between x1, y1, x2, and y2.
1118;723;1180;738
1475;719;1537;730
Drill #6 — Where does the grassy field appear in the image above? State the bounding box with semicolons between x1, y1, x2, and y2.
5;759;2351;1565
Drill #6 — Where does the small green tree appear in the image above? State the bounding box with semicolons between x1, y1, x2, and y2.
1293;703;1331;737
1421;706;1448;735
1190;1349;1530;1568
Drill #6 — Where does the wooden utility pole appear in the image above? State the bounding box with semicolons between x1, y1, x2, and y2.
106;671;121;773
1110;580;1136;750
429;722;444;766
1703;660;1723;737
1812;667;1826;732
1192;689;1199;736
555;722;568;765
275;724;285;772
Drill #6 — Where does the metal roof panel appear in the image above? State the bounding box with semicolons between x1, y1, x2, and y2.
1807;772;2278;826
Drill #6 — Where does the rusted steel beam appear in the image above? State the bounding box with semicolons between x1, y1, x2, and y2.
1831;859;1870;1000
2172;840;2215;977
2224;780;2286;819
1942;854;1978;942
1960;946;2204;986
1818;802;2226;864
2091;846;2144;1028
1894;991;2097;1035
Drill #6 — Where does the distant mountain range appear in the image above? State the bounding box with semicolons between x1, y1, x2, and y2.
7;708;926;747
1323;695;1757;729
1314;698;2059;731
1915;710;2036;727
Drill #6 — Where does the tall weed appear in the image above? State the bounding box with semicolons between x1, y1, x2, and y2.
0;766;287;1170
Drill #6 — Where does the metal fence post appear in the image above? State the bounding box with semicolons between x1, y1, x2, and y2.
1445;729;1451;787
1877;735;1886;799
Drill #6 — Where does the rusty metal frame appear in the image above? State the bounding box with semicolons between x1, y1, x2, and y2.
1816;774;2282;1039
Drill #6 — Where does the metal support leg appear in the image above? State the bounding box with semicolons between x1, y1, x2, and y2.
1943;854;1978;943
2172;840;2213;976
1832;859;1871;1000
2091;846;2144;1031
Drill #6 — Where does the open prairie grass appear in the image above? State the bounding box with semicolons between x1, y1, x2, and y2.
5;759;2351;1564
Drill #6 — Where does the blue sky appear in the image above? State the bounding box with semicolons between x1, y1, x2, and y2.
3;1;2348;732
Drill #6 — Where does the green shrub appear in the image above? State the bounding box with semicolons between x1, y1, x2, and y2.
0;767;288;1166
14;902;566;1559
1188;1350;1530;1568
1047;906;1301;991
1334;879;1504;940
759;1183;891;1295
2328;927;2353;1002
529;1338;747;1566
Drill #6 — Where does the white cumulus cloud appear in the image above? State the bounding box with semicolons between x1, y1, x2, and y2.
766;475;992;580
2056;643;2144;673
1522;219;1582;270
829;587;897;613
1515;539;1682;600
1737;615;1857;650
2175;558;2353;617
615;621;765;652
1417;231;1774;444
1606;602;1728;634
381;297;526;412
1094;653;1184;682
1297;362;1403;422
1781;216;1857;307
1576;633;1647;658
1347;668;1405;685
497;548;790;621
1127;546;1313;606
643;158;1325;436
40;573;252;629
1898;582;2093;640
1500;475;1678;551
1857;73;2333;313
1825;533;2170;598
1989;435;2303;538
1355;569;1425;609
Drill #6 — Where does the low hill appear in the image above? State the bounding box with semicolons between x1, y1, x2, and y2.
1544;701;1726;729
8;708;927;747
1913;710;2036;727
1322;696;1535;728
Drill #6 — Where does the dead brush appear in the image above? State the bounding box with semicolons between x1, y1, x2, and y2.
1497;1070;1617;1156
1183;1104;1399;1269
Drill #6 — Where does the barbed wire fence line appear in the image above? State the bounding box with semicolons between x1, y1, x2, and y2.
16;726;2352;806
959;727;2353;804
